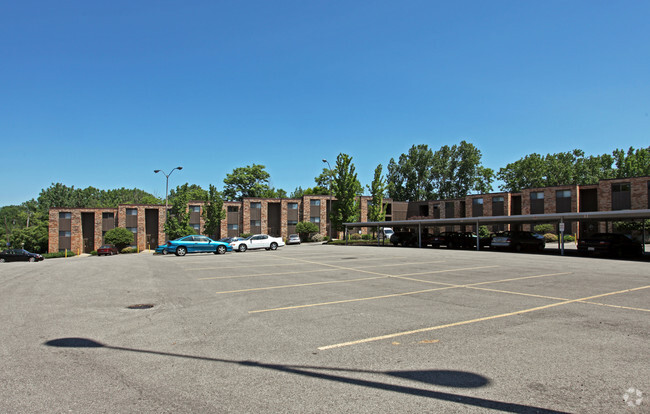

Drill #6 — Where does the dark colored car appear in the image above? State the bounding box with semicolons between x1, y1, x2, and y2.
447;232;492;249
390;231;418;247
577;233;643;257
426;232;457;248
490;231;545;252
96;244;118;256
0;249;44;263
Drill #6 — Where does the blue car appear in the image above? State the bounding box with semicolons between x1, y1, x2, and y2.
163;235;233;256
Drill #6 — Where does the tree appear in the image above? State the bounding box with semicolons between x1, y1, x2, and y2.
104;227;134;250
223;164;274;200
331;153;362;232
164;184;194;240
295;221;319;241
367;164;386;223
202;184;226;238
431;141;493;199
613;146;650;178
386;144;435;201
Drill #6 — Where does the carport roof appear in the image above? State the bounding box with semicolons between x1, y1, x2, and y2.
344;209;650;228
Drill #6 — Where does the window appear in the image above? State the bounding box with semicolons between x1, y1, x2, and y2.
250;202;261;209
191;224;200;231
310;200;320;206
492;196;504;202
556;190;572;213
127;227;137;234
530;192;544;214
612;183;631;210
250;220;261;227
102;212;114;219
126;208;137;216
472;198;483;217
530;192;544;200
288;203;298;210
287;220;298;225
310;217;320;223
59;231;71;237
227;206;239;212
557;190;571;198
59;212;71;219
189;205;200;213
227;224;239;230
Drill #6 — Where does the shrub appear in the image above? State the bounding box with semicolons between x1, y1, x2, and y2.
323;236;329;241
90;250;97;256
104;227;134;250
534;224;555;234
121;247;137;254
43;251;77;259
543;233;558;243
349;233;361;240
563;235;575;242
361;234;371;240
311;233;324;242
478;225;491;238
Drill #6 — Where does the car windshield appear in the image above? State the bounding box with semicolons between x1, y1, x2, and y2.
99;245;111;249
243;236;253;240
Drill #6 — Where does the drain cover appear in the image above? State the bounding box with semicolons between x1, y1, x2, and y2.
127;304;154;309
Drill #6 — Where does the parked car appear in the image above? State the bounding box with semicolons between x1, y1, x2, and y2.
380;227;394;240
424;232;456;248
0;249;44;263
287;234;301;245
230;234;285;252
218;237;241;244
446;232;492;249
390;231;418;247
577;233;643;257
96;244;119;256
164;235;233;256
490;231;545;252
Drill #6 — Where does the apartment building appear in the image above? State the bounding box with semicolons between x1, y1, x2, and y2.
48;176;650;253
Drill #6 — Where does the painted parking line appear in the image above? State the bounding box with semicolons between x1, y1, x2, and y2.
248;269;564;314
215;275;389;294
317;285;650;350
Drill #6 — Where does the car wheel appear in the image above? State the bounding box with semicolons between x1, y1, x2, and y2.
162;249;168;255
216;245;226;255
515;244;523;253
29;257;35;262
537;244;545;253
0;258;4;263
239;244;247;252
269;242;278;251
448;241;455;249
176;246;187;256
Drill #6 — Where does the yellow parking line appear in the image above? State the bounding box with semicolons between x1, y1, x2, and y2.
579;301;650;313
197;268;336;281
193;260;445;273
215;276;389;294
317;285;650;350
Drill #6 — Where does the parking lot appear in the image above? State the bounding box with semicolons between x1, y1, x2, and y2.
1;244;648;413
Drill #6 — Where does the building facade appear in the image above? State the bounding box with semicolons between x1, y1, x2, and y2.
48;176;650;253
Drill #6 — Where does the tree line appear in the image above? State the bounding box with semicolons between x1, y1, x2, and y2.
2;143;648;251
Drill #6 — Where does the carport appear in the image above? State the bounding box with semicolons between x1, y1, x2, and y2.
344;209;650;255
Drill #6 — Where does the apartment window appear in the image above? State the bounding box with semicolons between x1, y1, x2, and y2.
227;206;239;212
556;190;572;213
250;202;261;209
287;220;298;225
227;224;239;231
102;212;114;219
59;231;71;237
611;183;631;210
288;203;298;210
530;192;544;214
191;224;200;231
472;198;483;217
310;200;320;206
126;208;137;216
310;217;320;223
250;220;261;227
492;196;505;216
127;227;137;234
189;205;200;213
59;212;71;219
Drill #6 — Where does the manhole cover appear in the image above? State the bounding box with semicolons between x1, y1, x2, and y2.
127;304;154;309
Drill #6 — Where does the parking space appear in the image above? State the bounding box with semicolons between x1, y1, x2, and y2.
1;244;648;412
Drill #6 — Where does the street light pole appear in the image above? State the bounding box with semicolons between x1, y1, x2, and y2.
154;167;183;219
322;159;332;240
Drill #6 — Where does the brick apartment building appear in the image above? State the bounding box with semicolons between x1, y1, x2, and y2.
48;176;650;253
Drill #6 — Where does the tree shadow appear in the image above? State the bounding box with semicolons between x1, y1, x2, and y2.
45;338;568;413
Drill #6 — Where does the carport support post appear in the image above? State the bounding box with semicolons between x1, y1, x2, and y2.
476;220;480;251
644;220;647;254
560;219;565;256
418;223;421;248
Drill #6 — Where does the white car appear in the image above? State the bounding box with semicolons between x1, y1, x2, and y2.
231;234;285;252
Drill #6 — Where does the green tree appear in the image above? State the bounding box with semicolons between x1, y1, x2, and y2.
295;221;319;241
367;164;386;222
164;184;194;239
432;141;493;199
223;164;274;200
104;227;134;250
202;184;226;239
331;153;362;232
386;144;435;201
613;146;650;178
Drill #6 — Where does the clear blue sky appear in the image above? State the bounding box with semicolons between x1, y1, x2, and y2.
1;0;648;206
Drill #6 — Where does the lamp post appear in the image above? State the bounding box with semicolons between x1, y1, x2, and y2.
322;159;332;240
154;167;183;219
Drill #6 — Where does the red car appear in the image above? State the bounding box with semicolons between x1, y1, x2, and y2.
97;244;119;256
